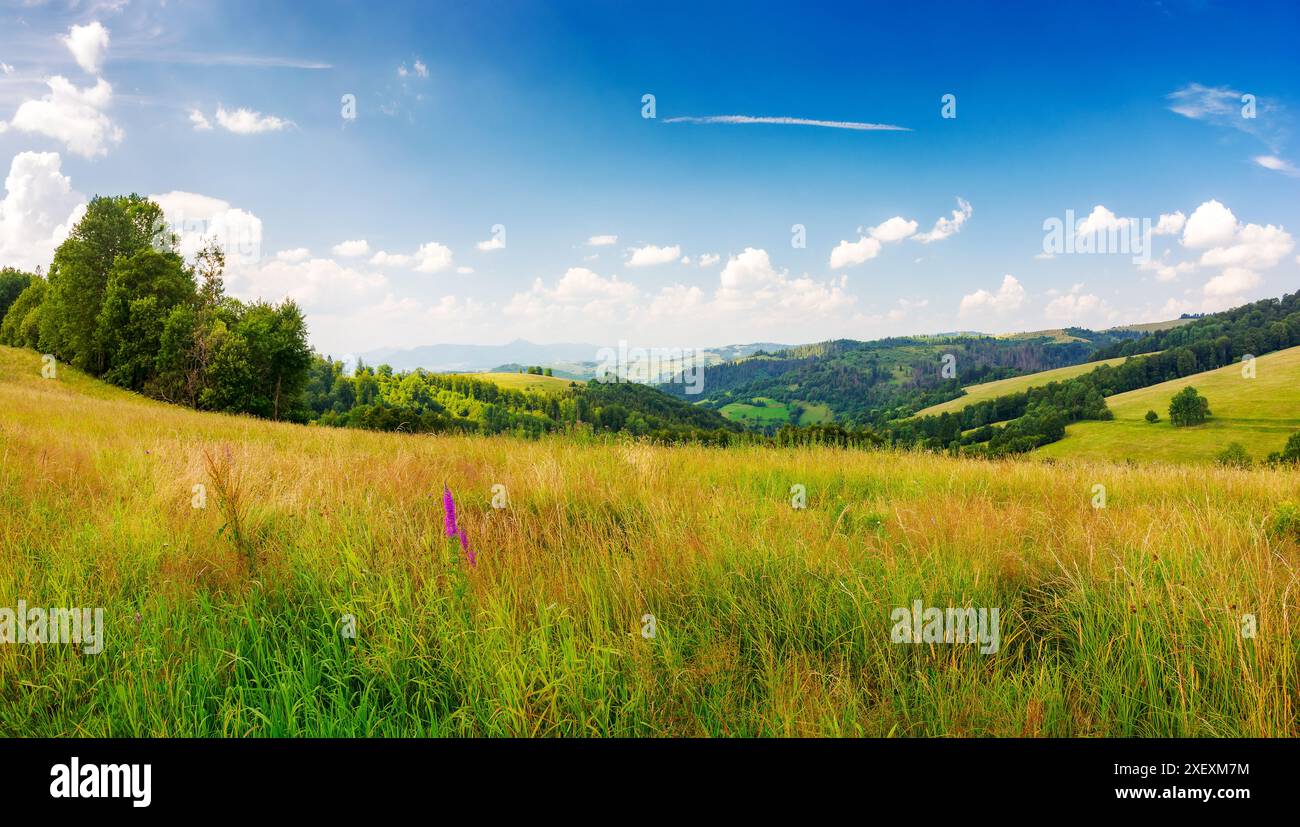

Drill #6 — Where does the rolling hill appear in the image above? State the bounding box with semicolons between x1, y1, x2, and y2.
1037;345;1300;464
913;356;1136;418
2;342;1296;737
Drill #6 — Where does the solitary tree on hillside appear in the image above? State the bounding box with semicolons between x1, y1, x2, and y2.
1169;386;1211;427
1145;410;1159;423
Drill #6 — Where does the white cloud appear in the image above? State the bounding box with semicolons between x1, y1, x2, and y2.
215;105;292;134
230;256;387;314
697;253;720;267
959;274;1025;317
625;243;681;267
3;76;122;158
332;239;370;258
829;236;881;269
1152;211;1186;235
1044;287;1113;324
275;248;311;263
716;247;853;315
664;114;910;132
413;241;454;273
586;234;618;246
1181;200;1239;249
0;151;86;271
868;216;918;242
151;190;263;266
1198;222;1294;271
476;235;505;252
1254;155;1300;177
368;250;410;267
914;197;972;243
1075;205;1134;237
397;60;429;79
1203;267;1261;298
188;108;212;131
456;266;474;274
62;22;110;75
0;64;13;76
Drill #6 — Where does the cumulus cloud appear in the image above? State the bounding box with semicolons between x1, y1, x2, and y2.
716;247;853;315
1044;286;1114;325
151;190;263;266
1181;200;1240;249
2;76;122;158
413;241;454;273
697;253;720;267
959;274;1025;317
868;216;918;242
275;248;311;263
625;243;681;267
0;151;86;271
586;234;618;246
188;109;212;131
1203;267;1262;299
368;250;411;267
230;256;388;314
331;239;370;258
914;197;972;243
476;235;505;252
62;22;110;75
214;105;293;134
829;236;881;269
1152;211;1186;236
1075;204;1134;237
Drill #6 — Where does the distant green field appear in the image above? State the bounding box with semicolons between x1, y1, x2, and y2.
914;356;1136;417
719;397;833;427
1038;345;1300;465
458;372;580;393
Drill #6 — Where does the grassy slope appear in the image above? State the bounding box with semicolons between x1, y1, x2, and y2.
914;356;1135;417
1039;345;1300;465
455;371;579;393
1;345;1296;737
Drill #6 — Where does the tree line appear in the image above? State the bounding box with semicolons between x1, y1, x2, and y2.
1;194;315;421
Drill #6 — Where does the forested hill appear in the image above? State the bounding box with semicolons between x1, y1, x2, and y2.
1091;292;1300;362
659;329;1146;426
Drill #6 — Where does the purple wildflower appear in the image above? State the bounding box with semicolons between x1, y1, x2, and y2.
442;487;458;537
458;525;477;567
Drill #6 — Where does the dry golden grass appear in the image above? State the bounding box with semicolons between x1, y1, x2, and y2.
1;345;1297;736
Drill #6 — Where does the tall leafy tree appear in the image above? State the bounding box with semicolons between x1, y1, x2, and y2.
95;247;196;391
0;267;34;325
39;195;169;372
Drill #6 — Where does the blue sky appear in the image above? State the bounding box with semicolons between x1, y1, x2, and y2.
1;0;1298;355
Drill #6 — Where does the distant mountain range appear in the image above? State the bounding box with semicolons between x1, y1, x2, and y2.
358;339;791;375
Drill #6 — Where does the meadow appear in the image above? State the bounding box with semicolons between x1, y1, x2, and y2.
914;356;1136;418
1040;346;1300;465
1;345;1297;737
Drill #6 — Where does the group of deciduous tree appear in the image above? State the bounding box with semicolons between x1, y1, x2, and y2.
0;195;313;421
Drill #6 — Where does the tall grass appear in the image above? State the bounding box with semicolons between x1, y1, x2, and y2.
0;346;1296;736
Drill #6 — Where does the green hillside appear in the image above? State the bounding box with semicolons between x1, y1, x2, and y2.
456;371;580;393
1038;345;1300;464
913;356;1135;417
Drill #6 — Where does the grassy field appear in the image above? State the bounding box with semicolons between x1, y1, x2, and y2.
719;397;833;427
456;372;579;393
1;344;1297;737
1039;346;1300;465
915;356;1136;418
